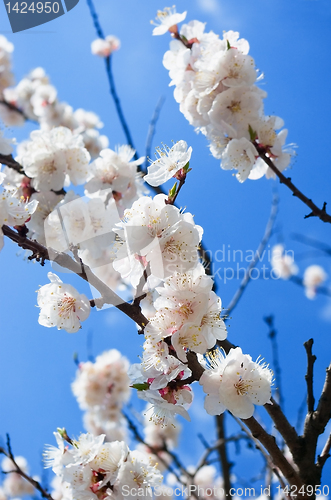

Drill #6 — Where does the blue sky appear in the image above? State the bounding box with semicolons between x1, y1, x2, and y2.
1;0;331;490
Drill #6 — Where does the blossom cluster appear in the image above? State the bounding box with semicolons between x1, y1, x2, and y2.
0;41;146;281
71;350;131;442
24;146;145;262
0;65;108;158
44;431;163;500
158;9;293;182
17;127;91;191
115;192;230;423
0;31;276;428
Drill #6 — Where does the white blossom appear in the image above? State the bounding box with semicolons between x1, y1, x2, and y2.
72;349;131;412
91;36;121;57
37;272;91;333
139;386;193;425
144;141;192;187
221;138;258;182
44;432;74;474
303;265;327;299
271;244;298;280
70;433;106;467
152;7;187;36
200;347;273;419
130;363;193;425
143;404;181;450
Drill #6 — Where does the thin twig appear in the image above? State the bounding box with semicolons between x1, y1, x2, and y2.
197;433;210;450
304;339;316;413
307;362;331;439
144;96;165;173
194;434;248;473
0;435;54;500
166;177;186;206
317;432;331;470
85;0;138;160
291;233;331;257
224;193;278;318
297;361;331;485
256;146;331;224
264;315;284;409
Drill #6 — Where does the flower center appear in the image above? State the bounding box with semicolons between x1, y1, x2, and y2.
227;100;241;113
234;378;251;396
42;161;57;174
58;295;76;317
178;302;193;319
157;9;170;20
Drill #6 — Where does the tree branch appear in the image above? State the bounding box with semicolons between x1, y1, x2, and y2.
0;154;26;175
256;146;331;224
0;99;33;122
194;434;248;473
2;225;148;328
304;339;317;414
264;398;301;460
215;414;232;498
242;417;304;488
291;233;331;257
232;416;288;491
317;432;331;471
0;435;54;500
295;361;331;485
